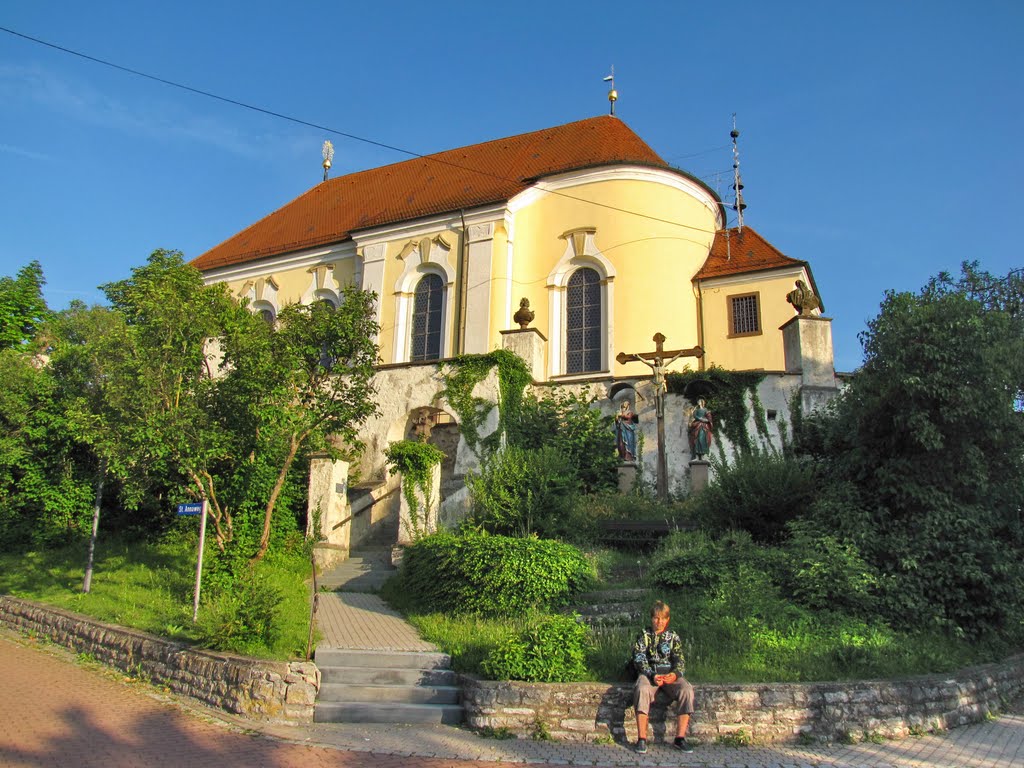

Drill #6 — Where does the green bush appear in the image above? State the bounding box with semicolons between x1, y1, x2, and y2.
197;567;283;654
691;451;816;543
779;519;878;616
398;530;593;616
506;389;618;495
465;445;577;538
650;529;782;594
482;613;590;682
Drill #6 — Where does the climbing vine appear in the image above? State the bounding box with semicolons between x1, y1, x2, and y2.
666;367;768;456
384;439;446;541
437;349;532;457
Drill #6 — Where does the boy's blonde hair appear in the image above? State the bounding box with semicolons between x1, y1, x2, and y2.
651;600;670;618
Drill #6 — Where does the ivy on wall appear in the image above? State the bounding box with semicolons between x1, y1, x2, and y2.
437;349;532;457
667;367;769;456
384;439;446;540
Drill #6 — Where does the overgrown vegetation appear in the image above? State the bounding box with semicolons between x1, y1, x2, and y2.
0;532;313;659
384;439;445;540
464;389;618;539
0;252;379;651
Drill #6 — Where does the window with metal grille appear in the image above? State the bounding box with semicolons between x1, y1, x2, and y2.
566;267;602;373
411;274;443;361
729;292;761;336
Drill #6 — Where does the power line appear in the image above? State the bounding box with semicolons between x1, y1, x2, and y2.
0;24;726;238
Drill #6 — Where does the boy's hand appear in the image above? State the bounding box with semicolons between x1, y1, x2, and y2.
654;673;677;686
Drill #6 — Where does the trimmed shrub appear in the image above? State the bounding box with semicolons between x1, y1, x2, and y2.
399;530;593;616
482;613;590;682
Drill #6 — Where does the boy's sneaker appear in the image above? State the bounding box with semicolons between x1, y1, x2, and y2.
673;736;694;753
635;738;648;754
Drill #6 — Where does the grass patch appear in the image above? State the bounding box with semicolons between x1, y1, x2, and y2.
0;532;314;660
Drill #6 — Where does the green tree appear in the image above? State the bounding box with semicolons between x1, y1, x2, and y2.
95;251;380;564
217;291;380;561
802;262;1024;636
0;261;49;350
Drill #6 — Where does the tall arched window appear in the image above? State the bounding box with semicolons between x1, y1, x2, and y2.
566;267;602;373
411;274;444;362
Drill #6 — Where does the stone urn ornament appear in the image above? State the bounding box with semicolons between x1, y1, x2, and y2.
513;297;535;329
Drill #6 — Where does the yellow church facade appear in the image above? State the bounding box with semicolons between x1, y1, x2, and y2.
192;116;835;554
193;116;821;381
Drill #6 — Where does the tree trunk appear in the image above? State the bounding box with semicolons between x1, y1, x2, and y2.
253;435;301;562
82;458;106;593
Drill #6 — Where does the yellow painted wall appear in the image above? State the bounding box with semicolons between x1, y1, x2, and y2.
699;270;810;371
504;175;718;376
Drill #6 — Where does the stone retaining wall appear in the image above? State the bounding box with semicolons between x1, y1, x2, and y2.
462;654;1024;744
0;597;318;724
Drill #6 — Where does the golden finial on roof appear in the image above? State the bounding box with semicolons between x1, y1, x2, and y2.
603;66;618;116
322;140;334;182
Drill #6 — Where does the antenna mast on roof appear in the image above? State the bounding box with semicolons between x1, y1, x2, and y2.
730;114;747;232
322;140;335;182
603;66;618;116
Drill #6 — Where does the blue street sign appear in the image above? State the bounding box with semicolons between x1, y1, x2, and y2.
177;502;204;516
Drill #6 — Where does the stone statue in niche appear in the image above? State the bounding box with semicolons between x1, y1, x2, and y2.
786;279;822;316
513;297;535;329
687;398;713;460
615;402;639;462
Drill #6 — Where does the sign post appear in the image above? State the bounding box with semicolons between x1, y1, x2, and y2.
177;501;208;622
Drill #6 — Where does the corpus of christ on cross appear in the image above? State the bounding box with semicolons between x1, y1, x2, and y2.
616;333;704;500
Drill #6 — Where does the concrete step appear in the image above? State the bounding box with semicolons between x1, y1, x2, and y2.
315;648;451;669
319;682;460;705
314;701;463;725
319;574;393;592
320;665;457;687
576;587;648;603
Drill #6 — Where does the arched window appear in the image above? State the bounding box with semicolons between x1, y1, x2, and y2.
410;274;444;362
566;267;602;373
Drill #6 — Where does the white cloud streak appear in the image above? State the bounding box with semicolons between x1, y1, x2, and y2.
0;63;285;158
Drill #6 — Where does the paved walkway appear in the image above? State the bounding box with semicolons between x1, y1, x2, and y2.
3;631;1024;768
315;591;436;652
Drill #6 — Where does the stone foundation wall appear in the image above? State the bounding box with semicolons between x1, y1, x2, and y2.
462;655;1024;744
0;597;318;724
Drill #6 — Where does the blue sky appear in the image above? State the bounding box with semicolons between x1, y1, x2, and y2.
1;1;1021;372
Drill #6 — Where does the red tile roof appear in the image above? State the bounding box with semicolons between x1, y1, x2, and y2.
695;227;807;280
695;227;823;310
192;116;673;271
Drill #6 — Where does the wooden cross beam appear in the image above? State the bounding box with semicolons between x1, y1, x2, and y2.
615;333;704;501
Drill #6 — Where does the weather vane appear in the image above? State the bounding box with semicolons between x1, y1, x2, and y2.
603;66;617;116
322;140;334;182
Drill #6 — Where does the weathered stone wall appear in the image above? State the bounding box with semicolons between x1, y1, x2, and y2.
462;655;1024;744
0;597;318;724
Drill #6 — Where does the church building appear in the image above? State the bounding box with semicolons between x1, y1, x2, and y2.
192;116;838;555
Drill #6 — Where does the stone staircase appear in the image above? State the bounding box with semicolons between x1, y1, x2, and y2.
569;587;648;627
318;547;396;593
313;648;463;724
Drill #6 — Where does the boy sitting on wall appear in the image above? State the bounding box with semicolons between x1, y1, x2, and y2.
631;600;695;753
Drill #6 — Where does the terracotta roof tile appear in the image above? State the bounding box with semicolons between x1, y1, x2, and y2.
696;227;824;311
694;227;807;280
192;116;668;271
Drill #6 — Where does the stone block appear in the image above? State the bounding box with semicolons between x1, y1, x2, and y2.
285;682;317;706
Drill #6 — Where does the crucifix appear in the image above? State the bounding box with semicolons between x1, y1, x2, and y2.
616;333;704;500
